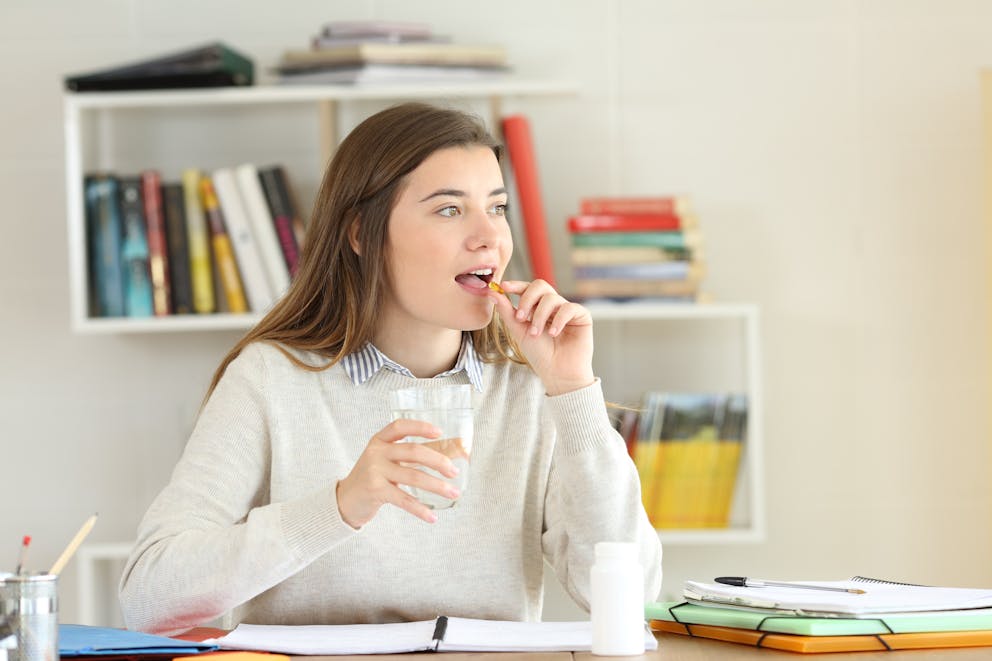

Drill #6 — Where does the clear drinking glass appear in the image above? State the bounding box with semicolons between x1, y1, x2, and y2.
389;384;474;509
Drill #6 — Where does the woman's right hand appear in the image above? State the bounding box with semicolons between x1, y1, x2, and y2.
335;419;461;528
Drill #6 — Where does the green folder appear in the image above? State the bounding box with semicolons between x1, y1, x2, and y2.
646;601;992;636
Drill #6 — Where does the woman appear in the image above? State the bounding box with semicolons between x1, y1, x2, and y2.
119;102;662;635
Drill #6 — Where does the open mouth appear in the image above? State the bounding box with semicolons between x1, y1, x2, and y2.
455;268;494;289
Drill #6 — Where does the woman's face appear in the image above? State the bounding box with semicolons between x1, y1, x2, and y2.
380;144;512;337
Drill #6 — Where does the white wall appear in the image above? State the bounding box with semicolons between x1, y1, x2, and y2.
1;0;990;624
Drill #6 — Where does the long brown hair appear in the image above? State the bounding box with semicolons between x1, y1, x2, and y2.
205;102;525;401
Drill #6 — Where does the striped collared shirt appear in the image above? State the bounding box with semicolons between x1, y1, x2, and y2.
341;333;484;391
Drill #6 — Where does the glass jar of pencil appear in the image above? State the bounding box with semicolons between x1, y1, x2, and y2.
0;573;58;661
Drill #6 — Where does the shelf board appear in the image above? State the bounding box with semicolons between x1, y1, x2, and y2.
64;78;577;109
72;313;263;334
586;300;758;321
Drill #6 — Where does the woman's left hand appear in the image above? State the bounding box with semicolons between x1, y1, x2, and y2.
488;279;595;396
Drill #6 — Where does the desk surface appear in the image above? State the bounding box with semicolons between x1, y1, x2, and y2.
292;632;992;660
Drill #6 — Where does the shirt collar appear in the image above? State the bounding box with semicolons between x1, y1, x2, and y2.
341;333;484;391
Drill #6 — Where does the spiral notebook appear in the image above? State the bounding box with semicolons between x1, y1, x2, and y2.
207;617;658;655
683;576;992;618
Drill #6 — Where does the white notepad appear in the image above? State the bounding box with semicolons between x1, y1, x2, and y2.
207;616;658;655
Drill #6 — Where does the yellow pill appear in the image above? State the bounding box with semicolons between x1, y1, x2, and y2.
488;280;506;295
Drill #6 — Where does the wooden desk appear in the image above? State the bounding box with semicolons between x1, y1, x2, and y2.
292;632;992;660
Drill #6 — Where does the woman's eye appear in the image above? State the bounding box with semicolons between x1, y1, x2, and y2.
490;203;508;216
438;206;460;218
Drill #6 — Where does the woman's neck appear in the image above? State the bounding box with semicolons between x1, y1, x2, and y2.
372;326;463;378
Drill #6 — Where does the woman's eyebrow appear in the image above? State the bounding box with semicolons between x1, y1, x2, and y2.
418;187;507;202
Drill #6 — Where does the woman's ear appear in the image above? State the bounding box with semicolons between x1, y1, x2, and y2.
347;216;361;255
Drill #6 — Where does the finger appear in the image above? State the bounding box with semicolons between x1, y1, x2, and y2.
526;293;565;337
548;301;592;337
383;484;440;524
512;279;555;324
374;419;442;444
389;464;462;501
387;442;461;478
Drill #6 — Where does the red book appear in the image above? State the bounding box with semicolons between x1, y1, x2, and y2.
580;196;690;216
501;114;555;287
140;170;171;316
567;213;690;233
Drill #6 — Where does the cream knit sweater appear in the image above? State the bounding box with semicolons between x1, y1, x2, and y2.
119;342;662;634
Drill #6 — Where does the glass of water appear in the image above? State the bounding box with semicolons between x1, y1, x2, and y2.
389;384;474;509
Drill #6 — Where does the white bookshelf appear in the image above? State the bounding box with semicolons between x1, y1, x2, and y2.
587;301;765;545
62;79;575;334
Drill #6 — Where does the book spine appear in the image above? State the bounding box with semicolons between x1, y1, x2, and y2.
140;170;171;316
84;176;126;317
162;182;193;315
580;196;689;216
501;115;555;286
567;213;688;233
235;163;291;296
574;278;699;299
574;261;697;281
181;169;215;314
258;166;301;277
569;246;694;266
210;168;273;312
199;177;248;314
117;177;154;317
571;231;698;250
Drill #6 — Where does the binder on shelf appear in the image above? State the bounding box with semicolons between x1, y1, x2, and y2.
65;43;254;92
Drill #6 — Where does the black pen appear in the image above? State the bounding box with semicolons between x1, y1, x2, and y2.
715;576;866;595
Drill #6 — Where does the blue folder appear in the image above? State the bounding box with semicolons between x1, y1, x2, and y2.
59;625;219;657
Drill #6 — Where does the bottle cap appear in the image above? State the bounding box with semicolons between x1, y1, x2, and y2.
594;541;638;560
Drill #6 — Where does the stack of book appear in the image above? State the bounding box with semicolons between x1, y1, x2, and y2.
648;578;992;653
83;165;303;318
616;392;746;529
568;196;704;302
277;20;509;85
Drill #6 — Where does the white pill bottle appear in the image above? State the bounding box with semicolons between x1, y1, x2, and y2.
590;541;645;655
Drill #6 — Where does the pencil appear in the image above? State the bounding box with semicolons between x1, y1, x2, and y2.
715;576;866;595
49;513;98;576
15;535;31;575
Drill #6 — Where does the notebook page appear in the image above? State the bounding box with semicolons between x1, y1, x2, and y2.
684;580;992;616
207;620;437;655
439;618;658;652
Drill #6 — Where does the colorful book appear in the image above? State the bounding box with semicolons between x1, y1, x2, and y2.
84;175;126;317
140;170;171;316
573;261;701;281
651;619;992;654
647;601;992;636
567;213;696;233
210;168;273;312
570;245;694;266
571;230;701;250
575;278;699;299
181;169;215;314
235;163;290;297
199;177;248;314
162;182;193;315
279;42;507;69
502;114;555;286
257;165;301;277
580;196;691;216
117;177;154;317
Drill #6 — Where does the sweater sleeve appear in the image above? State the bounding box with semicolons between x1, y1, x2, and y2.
540;379;663;611
118;344;359;634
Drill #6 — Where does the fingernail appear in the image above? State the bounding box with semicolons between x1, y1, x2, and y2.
530;325;540;336
516;309;526;320
428;513;438;523
447;488;461;499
